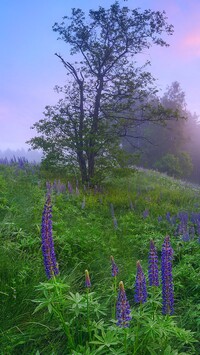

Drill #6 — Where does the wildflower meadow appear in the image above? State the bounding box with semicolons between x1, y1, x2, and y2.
0;161;200;354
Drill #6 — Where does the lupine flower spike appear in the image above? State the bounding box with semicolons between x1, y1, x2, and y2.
68;181;73;194
46;181;52;195
111;256;119;320
41;192;59;279
81;196;86;209
148;240;159;286
85;270;91;288
110;203;115;218
142;209;149;219
111;256;119;277
116;281;132;328
76;185;79;195
134;261;147;304
113;216;118;229
161;236;174;315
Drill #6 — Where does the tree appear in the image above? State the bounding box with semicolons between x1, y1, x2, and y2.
154;152;193;178
135;82;188;167
28;1;174;184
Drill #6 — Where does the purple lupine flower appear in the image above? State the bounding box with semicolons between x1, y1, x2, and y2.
17;157;27;170
68;181;73;194
81;196;86;209
53;180;66;194
76;186;79;195
111;256;119;277
196;219;200;237
113;216;118;229
56;180;63;194
176;212;190;240
41;193;59;279
142;209;149;219
166;212;171;223
177;212;188;236
148;240;159;287
176;222;185;236
178;212;188;224
110;203;115;218
158;216;162;222
161;236;174;315
190;212;197;224
46;181;52;195
170;216;177;225
85;269;91;288
60;183;66;194
116;281;132;328
134;261;147;304
0;157;8;165
182;231;190;242
189;225;195;240
53;180;57;191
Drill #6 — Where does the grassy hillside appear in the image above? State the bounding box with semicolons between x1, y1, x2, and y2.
0;164;200;354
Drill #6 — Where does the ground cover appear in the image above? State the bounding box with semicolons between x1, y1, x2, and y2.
0;164;200;354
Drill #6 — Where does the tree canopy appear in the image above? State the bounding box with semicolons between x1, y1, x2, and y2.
136;82;188;166
28;1;174;184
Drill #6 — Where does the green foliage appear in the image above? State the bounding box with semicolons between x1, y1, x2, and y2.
0;174;9;219
1;164;200;353
28;2;174;183
154;152;193;179
133;81;192;173
154;153;182;177
178;151;193;178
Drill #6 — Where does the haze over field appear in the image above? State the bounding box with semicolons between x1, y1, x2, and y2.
1;0;200;151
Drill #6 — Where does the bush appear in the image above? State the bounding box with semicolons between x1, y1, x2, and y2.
154;152;193;179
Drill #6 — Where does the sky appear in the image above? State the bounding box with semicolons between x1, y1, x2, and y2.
1;0;200;150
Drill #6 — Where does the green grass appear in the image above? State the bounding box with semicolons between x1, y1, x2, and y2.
0;165;200;354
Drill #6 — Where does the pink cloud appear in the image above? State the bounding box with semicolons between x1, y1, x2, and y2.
184;34;200;47
170;1;200;59
139;1;200;62
180;30;200;57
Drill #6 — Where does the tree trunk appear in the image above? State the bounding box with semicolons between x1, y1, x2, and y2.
87;77;104;184
77;153;88;184
88;153;95;183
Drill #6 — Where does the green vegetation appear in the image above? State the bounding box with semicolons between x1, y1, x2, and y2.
28;1;175;184
0;163;200;354
154;152;193;179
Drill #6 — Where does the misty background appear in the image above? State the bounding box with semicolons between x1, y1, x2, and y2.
1;0;200;183
1;80;200;184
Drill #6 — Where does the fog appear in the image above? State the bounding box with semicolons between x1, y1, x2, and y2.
0;148;42;163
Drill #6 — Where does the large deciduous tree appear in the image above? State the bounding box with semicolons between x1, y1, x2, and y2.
28;1;174;183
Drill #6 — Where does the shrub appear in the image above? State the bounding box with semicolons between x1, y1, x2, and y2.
154;152;193;178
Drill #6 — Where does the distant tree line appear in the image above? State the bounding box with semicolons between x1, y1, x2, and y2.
122;81;200;183
0;149;42;163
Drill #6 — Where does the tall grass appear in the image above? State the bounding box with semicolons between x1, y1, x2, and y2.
0;164;200;353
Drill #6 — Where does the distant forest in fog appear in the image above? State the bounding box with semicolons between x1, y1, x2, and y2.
122;81;200;184
0;148;42;162
1;81;200;184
